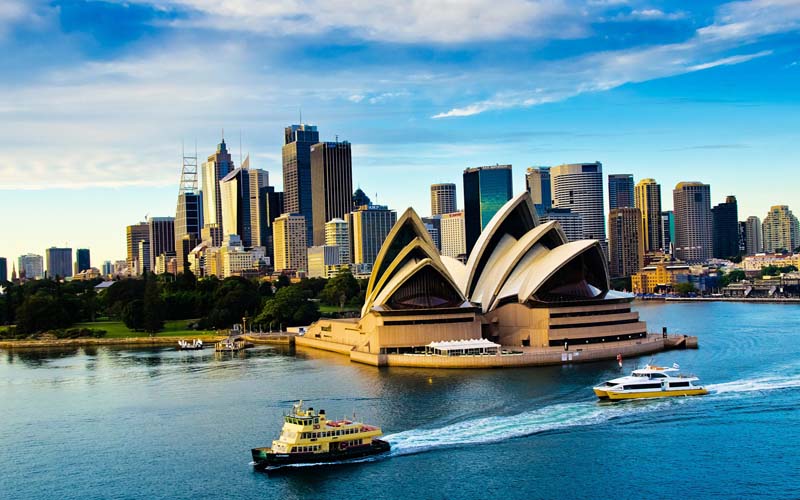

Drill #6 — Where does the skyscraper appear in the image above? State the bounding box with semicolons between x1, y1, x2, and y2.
551;162;606;254
440;211;466;260
673;182;713;263
325;218;350;266
608;174;635;209
148;217;175;271
220;167;252;246
18;254;44;279
0;257;6;283
712;195;740;259
463;165;513;254
262;187;285;267
282;124;320;246
745;216;763;255
660;211;675;255
126;222;149;274
76;248;91;273
248;168;270;248
175;149;202;275
102;260;113;276
421;216;442;252
46;247;72;278
201;138;235;246
540;208;583;242
273;213;308;273
346;205;397;269
430;183;457;216
311;140;353;246
762;205;800;253
608;207;643;278
525;166;551;215
634;178;662;253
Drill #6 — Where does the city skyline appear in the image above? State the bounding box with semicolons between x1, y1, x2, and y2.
2;0;800;265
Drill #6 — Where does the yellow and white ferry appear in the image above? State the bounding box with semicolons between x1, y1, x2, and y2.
594;364;708;400
251;401;390;471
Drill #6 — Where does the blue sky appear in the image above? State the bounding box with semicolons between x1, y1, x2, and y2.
1;0;799;266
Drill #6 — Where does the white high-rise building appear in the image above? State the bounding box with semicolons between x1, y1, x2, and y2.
249;168;270;247
18;253;44;279
550;162;606;256
762;205;800;253
200;139;234;246
744;216;763;255
325;218;350;265
673;182;712;263
273;214;308;273
440;211;466;260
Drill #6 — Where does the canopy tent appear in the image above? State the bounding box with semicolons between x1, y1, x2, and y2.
426;338;500;356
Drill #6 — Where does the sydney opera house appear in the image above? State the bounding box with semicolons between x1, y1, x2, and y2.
297;193;669;368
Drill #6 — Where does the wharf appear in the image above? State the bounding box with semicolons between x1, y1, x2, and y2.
243;333;297;346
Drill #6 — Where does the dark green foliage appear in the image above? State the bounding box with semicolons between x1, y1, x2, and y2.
761;265;798;277
142;276;165;334
15;294;72;333
674;283;697;296
319;269;361;308
199;277;260;329
720;269;746;287
104;279;145;318
122;299;145;331
255;285;320;329
51;328;107;339
610;277;632;292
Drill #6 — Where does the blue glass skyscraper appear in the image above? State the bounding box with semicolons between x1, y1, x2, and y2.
463;165;513;254
282;124;320;246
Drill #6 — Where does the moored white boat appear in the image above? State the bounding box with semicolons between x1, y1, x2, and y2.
594;364;708;400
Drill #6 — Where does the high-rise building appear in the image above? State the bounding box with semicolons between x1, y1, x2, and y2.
440;211;466;260
273;214;308;273
201;138;235;246
608;208;644;278
346;205;397;269
712;195;740;259
762;205;800;253
46;247;72;278
540;208;584;242
260;187;285;267
308;246;344;279
175;147;202;275
634;178;662;253
138;241;150;274
102;260;113;276
76;248;91;273
551;163;606;255
248;168;270;248
673;182;713;263
608;174;635;209
421;216;441;252
220;167;252;246
18;254;44;279
311;141;353;246
463;164;513;254
325;218;350;266
148;217;175;271
745;216;763;255
525;166;551;216
282;124;320;246
0;257;6;283
126;222;149;274
430;183;457;216
352;188;371;209
660;211;675;255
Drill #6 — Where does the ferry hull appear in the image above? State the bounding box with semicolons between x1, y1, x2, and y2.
252;439;391;471
604;388;708;400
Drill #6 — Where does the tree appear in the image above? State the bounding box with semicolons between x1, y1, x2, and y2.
142;276;165;334
104;279;145;319
15;294;72;333
674;283;697;296
255;285;320;330
720;269;746;287
320;269;360;308
200;277;260;329
122;299;145;331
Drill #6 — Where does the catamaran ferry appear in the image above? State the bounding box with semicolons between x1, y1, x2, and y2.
251;401;391;471
594;364;708;400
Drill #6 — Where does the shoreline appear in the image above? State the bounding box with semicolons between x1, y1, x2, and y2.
0;335;226;350
636;297;800;303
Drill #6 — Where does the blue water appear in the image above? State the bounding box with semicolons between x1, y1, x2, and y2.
2;302;799;499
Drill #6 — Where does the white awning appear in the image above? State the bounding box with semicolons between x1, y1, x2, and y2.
427;338;500;351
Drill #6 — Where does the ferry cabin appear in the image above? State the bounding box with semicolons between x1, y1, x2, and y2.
268;408;382;455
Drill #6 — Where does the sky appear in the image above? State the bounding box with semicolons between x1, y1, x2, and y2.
1;0;799;267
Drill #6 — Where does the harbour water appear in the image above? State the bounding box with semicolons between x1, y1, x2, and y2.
2;302;799;499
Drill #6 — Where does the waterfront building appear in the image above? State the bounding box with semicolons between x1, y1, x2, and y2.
282;124;320;246
220;167;252;246
346;204;397;270
741;253;800;272
75;248;91;274
539;208;583;242
463;164;513;254
673;182;713;263
660;211;675;256
148;217;175;271
102;261;113;276
273;213;308;274
550;162;606;256
608;174;634;209
311;141;353;246
745;216;763;255
325;218;350;266
249;168;270;248
440;211;466;261
18;254;44;279
421;216;442;252
308;245;345;279
126;222;149;274
201;138;235;246
631;260;692;294
524;166;551;216
430;183;457;216
608;207;644;278
762;205;800;253
46;247;72;279
635;178;663;254
712;195;740;259
302;192;653;368
0;257;6;282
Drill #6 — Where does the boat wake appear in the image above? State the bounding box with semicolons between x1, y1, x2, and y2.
707;372;800;395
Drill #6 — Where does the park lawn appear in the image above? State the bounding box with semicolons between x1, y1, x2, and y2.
318;304;359;314
74;319;214;338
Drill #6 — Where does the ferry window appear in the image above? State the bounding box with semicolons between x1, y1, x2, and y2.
314;418;319;424
670;382;690;387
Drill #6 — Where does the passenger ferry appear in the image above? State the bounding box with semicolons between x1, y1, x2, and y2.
251;401;391;471
594;364;708;400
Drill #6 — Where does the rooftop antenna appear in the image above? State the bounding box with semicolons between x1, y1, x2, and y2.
299;107;302;125
179;140;199;194
239;129;243;166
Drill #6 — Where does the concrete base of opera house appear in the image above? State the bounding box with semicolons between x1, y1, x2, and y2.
294;334;670;369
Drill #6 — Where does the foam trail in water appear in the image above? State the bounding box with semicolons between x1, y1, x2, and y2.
708;373;800;394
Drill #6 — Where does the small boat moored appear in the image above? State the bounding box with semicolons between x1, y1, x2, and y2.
594;363;708;400
177;339;204;350
251;401;391;471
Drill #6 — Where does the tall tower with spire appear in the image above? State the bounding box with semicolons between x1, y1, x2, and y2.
201;136;235;246
175;143;203;273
